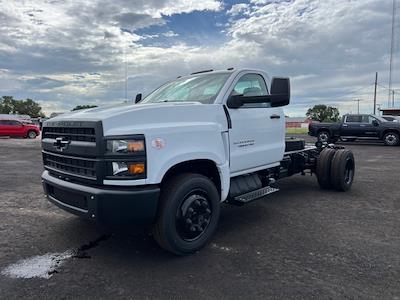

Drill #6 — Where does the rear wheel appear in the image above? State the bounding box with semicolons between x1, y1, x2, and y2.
27;130;37;139
153;173;220;255
330;149;355;191
383;132;399;146
316;148;336;189
317;131;330;143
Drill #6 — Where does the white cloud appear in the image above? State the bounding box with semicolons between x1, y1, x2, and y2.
227;3;250;16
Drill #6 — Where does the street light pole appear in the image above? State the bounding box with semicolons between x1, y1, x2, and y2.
355;99;361;114
373;72;378;114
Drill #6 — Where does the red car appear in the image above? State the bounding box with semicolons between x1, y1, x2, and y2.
0;119;41;139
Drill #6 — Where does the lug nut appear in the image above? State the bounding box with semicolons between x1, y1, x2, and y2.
190;226;196;232
186;218;192;224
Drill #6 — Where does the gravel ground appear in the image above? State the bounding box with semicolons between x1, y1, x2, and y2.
0;136;399;299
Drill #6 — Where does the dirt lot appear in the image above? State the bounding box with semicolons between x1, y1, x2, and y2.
0;137;399;299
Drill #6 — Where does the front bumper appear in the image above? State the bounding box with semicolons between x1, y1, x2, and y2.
42;171;160;225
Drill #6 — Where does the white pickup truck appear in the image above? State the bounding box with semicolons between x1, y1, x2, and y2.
41;68;355;255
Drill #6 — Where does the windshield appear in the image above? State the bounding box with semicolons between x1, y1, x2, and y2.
141;72;231;104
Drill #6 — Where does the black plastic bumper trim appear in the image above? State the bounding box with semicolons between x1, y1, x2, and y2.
42;170;160;225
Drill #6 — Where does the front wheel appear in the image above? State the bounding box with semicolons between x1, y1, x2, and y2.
153;173;220;255
383;132;399;146
27;130;37;139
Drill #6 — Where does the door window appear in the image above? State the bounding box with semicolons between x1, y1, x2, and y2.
345;115;362;123
230;73;269;108
7;120;21;126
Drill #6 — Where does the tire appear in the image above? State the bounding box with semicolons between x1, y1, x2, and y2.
316;148;336;189
27;130;37;139
153;173;220;255
330;149;355;192
317;131;330;143
383;132;399;146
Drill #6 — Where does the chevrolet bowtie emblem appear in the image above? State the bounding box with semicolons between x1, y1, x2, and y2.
53;137;71;151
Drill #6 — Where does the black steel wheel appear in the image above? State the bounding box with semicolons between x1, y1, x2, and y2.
176;190;212;241
153;173;220;255
330;149;355;191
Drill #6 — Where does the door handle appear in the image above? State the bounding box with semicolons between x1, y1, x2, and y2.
270;114;280;119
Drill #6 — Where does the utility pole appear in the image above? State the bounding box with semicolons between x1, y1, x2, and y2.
388;0;396;107
124;49;128;102
373;72;378;114
392;90;395;107
355;99;362;114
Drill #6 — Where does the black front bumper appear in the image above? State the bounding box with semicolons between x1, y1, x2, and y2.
42;171;160;225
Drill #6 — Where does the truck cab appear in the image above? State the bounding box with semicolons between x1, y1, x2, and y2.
41;68;355;255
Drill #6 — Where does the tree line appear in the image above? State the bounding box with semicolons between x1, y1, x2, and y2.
0;96;45;118
0;96;98;118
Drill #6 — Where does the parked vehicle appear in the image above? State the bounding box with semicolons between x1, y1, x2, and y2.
382;115;400;123
309;114;400;146
0;118;40;138
41;68;355;255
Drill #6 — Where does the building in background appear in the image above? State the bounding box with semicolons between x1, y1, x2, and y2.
380;107;400;116
285;117;314;128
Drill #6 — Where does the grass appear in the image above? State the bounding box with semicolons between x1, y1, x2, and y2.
285;127;308;134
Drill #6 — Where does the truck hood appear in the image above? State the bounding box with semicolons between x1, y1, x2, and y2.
50;102;228;136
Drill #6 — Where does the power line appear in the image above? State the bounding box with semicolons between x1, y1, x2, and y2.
330;83;375;99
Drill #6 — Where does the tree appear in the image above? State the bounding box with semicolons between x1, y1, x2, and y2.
72;105;97;111
306;105;340;122
0;96;45;117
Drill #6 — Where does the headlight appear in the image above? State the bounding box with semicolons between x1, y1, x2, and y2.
111;162;145;176
107;139;145;154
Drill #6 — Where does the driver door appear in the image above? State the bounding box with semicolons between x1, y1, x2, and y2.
226;73;285;175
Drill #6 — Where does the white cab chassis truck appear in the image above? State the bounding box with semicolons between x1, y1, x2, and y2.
41;69;355;255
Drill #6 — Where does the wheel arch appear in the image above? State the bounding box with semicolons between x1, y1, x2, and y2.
317;128;331;135
381;128;400;139
160;159;222;198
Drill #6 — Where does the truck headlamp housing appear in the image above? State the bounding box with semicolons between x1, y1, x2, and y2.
105;135;146;179
111;162;145;176
107;139;145;154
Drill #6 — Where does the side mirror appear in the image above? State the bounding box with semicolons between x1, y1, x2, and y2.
270;77;290;107
226;77;290;109
372;120;379;126
135;93;142;103
226;96;243;109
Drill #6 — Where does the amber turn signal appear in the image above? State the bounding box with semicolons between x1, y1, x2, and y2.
128;163;145;174
127;141;145;152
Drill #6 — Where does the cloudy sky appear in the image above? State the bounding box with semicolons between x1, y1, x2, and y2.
0;0;398;116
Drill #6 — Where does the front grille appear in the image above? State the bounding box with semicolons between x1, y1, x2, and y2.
43;151;97;179
43;127;96;142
